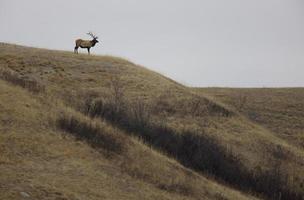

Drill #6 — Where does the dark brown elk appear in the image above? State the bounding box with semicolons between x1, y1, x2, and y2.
74;32;99;55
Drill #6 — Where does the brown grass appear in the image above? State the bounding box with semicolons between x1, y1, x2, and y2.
82;81;304;200
197;88;304;148
1;43;304;200
0;68;45;93
0;72;255;200
57;112;126;155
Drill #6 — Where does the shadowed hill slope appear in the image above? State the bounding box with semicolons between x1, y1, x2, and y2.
1;43;304;200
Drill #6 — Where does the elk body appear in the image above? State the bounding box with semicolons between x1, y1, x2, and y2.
74;32;99;55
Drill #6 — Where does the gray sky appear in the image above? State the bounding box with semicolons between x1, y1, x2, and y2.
1;0;303;87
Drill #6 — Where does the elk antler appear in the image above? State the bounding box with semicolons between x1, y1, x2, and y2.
87;32;98;39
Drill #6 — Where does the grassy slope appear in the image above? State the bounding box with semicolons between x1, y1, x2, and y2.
0;44;255;200
196;88;304;148
1;43;304;199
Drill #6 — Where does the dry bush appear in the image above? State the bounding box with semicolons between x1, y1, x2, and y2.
84;76;152;130
109;76;125;105
85;97;125;122
85;76;127;121
129;98;151;129
0;68;44;93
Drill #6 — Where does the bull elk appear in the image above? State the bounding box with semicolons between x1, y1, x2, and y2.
74;32;99;55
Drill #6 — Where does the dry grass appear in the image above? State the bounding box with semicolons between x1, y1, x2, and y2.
0;68;45;93
57;112;126;155
1;43;304;199
196;88;304;148
0;46;256;199
82;80;304;200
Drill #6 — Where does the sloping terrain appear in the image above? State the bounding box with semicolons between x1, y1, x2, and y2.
0;43;304;200
0;69;253;200
196;88;304;148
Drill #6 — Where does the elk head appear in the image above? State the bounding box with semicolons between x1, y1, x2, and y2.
87;32;99;46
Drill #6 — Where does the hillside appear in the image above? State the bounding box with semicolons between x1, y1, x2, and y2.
0;43;304;200
196;88;304;149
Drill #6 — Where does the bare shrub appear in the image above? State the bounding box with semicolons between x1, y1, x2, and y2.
84;76;152;130
109;75;125;107
128;98;151;129
83;76;127;122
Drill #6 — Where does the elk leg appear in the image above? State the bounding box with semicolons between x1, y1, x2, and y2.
87;48;90;55
74;46;78;54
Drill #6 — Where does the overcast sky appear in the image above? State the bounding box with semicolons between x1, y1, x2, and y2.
1;0;303;87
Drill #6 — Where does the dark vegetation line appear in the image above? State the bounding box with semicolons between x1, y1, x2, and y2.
57;115;125;156
79;84;303;200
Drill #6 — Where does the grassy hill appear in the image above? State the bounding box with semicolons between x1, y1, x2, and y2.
0;43;303;200
196;88;304;149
